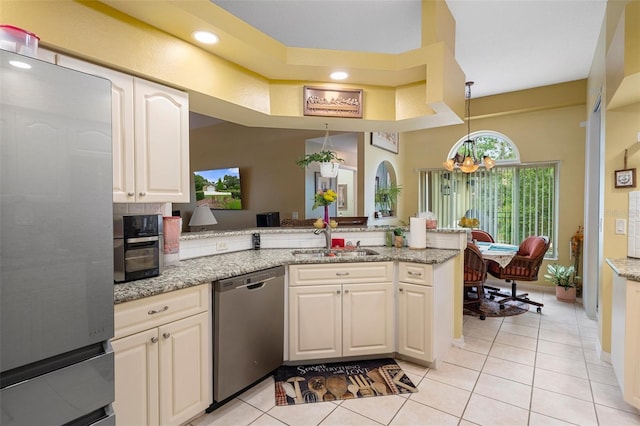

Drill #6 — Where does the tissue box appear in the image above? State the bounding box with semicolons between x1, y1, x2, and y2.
331;238;345;248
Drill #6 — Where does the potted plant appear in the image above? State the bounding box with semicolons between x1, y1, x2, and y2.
295;150;343;177
544;263;579;303
393;227;405;248
375;183;402;216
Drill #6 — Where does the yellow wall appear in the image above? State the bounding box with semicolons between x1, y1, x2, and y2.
401;103;587;272
0;0;464;130
591;0;640;355
401;101;587;338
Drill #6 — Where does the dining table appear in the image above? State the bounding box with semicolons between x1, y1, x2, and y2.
475;241;519;268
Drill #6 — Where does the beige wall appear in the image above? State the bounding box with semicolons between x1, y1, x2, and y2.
176;124;326;230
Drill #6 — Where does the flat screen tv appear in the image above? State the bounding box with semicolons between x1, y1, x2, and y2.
194;167;242;210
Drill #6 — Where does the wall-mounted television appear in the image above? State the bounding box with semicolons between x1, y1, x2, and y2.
194;167;242;210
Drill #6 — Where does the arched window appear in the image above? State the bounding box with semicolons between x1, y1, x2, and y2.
446;130;521;166
421;131;558;258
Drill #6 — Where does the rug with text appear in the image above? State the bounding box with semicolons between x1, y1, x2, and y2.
273;358;417;406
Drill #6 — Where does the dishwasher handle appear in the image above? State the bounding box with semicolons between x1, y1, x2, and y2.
236;275;279;290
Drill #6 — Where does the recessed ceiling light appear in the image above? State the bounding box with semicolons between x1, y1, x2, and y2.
330;71;348;80
192;31;220;45
9;60;31;69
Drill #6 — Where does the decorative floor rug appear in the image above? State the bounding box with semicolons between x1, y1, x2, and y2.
464;298;530;318
273;358;417;406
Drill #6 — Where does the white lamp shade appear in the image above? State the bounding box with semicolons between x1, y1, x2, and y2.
189;206;218;227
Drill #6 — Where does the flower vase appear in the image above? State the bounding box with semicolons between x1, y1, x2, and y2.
323;205;330;226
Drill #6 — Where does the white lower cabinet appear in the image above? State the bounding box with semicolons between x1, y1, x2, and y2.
288;262;394;361
397;261;454;368
112;285;211;426
611;275;640;409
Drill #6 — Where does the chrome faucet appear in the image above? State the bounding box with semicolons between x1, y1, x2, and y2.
313;222;332;250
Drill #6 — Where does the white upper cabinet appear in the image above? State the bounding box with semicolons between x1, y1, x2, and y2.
56;55;190;203
132;78;189;203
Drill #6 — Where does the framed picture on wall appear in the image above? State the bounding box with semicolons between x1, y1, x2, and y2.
337;184;347;210
615;168;636;188
370;131;399;154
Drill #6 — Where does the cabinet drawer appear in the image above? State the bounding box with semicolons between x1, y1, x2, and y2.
289;262;393;286
398;262;433;286
114;284;209;339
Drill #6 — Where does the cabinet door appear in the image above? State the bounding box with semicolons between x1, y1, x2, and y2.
342;282;394;357
55;55;136;202
133;78;189;203
625;280;640;409
112;329;159;426
159;312;211;426
289;285;341;361
398;282;433;362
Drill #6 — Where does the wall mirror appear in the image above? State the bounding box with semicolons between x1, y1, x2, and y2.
374;160;398;217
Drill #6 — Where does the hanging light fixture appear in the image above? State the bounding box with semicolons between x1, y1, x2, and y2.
443;81;495;173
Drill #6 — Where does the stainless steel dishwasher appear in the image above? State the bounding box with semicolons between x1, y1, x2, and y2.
212;266;285;405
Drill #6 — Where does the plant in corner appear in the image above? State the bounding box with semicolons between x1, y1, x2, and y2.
544;263;580;303
375;183;402;216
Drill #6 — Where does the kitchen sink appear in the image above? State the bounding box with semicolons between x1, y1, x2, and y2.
291;248;380;258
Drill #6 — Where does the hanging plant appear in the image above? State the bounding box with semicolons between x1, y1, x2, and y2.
296;124;344;177
295;150;343;168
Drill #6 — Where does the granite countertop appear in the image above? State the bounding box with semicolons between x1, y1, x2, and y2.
114;246;460;304
180;226;467;241
606;257;640;281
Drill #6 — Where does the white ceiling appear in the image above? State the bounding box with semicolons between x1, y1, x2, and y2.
213;0;607;98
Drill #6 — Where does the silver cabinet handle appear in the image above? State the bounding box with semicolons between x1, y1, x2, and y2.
162;332;171;339
408;271;422;277
344;289;349;294
336;290;341;294
336;272;350;276
399;288;404;292
139;192;146;196
150;337;158;344
148;306;169;315
127;192;135;197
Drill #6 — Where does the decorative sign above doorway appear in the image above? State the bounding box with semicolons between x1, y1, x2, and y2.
303;86;363;118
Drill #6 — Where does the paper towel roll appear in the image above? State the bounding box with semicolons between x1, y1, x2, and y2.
409;217;427;249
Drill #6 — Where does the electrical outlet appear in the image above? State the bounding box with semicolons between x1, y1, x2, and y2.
217;241;229;250
616;219;626;235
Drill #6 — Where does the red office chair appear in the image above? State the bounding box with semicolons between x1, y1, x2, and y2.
471;230;495;243
487;236;549;313
464;242;488;320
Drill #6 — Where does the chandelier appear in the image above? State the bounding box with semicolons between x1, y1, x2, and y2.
443;81;495;173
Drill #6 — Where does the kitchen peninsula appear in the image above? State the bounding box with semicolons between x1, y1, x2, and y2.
114;227;465;304
111;226;464;425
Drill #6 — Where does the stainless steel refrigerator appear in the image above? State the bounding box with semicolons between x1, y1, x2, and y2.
0;50;115;425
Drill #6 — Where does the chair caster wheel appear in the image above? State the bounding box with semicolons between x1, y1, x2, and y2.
499;304;505;310
536;307;542;313
480;315;486;320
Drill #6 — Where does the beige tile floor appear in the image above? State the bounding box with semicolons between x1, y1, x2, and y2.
189;284;640;426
